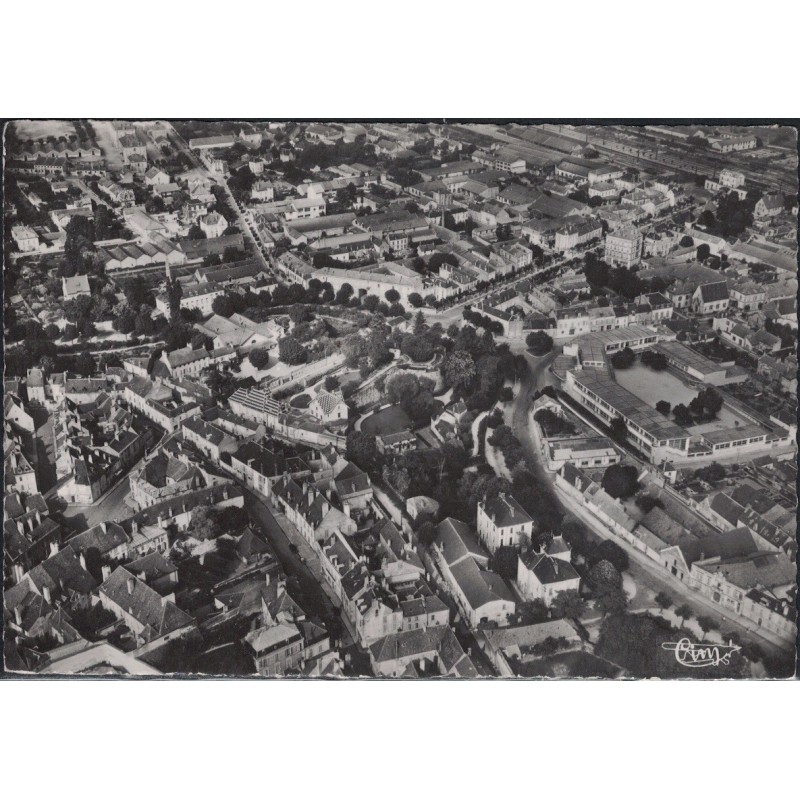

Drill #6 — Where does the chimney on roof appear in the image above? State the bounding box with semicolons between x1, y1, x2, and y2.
79;552;87;570
13;606;23;626
127;576;136;595
49;541;59;557
101;565;112;582
42;585;51;604
132;520;139;534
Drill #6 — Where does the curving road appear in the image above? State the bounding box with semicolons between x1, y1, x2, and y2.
507;348;792;657
509;348;558;491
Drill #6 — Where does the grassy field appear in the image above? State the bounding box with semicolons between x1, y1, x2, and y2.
361;404;413;435
15;120;76;140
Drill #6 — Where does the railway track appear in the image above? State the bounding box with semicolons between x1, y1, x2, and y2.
513;124;793;191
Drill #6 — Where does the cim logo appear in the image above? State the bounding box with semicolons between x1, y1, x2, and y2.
661;638;742;669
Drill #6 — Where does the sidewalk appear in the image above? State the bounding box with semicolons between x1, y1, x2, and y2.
470;410;488;457
554;482;793;655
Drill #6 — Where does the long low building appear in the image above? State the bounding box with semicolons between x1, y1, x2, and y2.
194;313;278;351
698;424;771;456
99;236;186;271
564;367;691;463
546;436;620;471
564;325;661;365
284;212;356;244
652;340;729;384
158;345;236;378
308;231;377;262
312;263;452;304
189;135;236;150
563;360;783;466
228;387;345;449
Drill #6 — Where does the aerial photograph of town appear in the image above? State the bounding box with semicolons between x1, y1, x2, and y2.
2;120;797;679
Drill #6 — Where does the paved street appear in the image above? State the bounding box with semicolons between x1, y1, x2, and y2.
241;487;356;647
89;119;124;171
217;180;272;274
506;349;793;657
163;121;273;276
67;177;110;209
31;408;57;494
509;348;560;492
557;487;793;658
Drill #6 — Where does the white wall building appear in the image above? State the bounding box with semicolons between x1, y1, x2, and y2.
476;493;534;553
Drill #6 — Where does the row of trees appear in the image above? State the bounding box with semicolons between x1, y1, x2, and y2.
487;424;526;471
640;350;668;370
600;464;639;500
463;308;504;336
612;346;674;371
190;505;250;541
61;209;128;278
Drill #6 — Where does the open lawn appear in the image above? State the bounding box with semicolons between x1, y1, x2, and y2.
333;369;361;386
15;120;76;140
361;404;413;436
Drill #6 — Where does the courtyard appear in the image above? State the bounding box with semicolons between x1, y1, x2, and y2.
613;364;751;433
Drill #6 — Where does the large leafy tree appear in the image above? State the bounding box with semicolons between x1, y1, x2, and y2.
386;372;419;404
525;330;553;356
550;589;587;621
166;278;183;322
346;431;381;473
335;282;354;305
441;350;475;390
601;464;639;500
278;336;307;365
